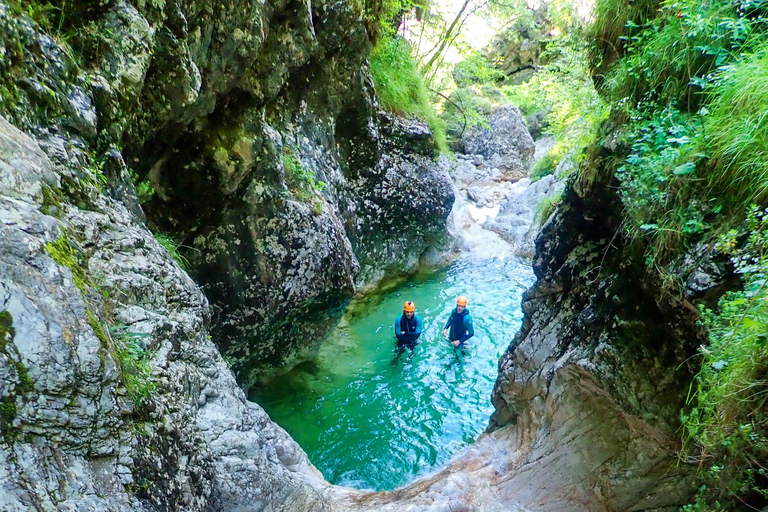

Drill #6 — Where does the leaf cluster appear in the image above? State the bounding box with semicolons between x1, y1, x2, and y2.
281;149;326;213
682;206;768;510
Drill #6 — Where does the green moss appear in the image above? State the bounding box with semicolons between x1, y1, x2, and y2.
0;311;14;349
46;231;89;296
41;183;63;217
87;309;109;350
15;362;33;395
0;311;33;442
0;397;18;441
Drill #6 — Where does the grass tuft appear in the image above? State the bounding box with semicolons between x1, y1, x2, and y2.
704;50;768;211
369;35;448;153
154;233;190;271
109;326;156;409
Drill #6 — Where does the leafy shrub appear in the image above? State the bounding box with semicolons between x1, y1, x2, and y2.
597;0;768;112
614;105;710;268
369;35;448;152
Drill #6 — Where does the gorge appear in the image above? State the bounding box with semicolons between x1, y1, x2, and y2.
1;0;765;511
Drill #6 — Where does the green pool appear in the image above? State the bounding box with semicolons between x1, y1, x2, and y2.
250;256;533;491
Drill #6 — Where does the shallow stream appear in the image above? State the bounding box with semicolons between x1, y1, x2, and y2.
251;255;533;491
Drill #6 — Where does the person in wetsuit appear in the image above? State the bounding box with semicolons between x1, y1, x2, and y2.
442;296;474;348
394;300;422;359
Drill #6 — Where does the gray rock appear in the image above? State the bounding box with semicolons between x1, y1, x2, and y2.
484;174;564;257
466;186;487;205
460;105;535;181
0;114;336;512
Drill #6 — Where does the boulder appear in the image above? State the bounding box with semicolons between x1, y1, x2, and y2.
460;105;535;181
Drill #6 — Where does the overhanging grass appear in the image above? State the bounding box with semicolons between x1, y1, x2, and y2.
704;50;768;210
369;35;448;153
595;0;764;112
588;0;660;85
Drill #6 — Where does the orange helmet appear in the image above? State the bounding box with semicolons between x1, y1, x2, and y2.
403;301;415;312
456;296;468;306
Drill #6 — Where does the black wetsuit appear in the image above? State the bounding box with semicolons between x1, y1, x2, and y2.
395;313;422;351
444;307;474;347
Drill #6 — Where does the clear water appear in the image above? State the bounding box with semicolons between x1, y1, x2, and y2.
250;256;534;491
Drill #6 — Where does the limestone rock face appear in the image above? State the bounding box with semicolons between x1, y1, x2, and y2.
459;105;535;182
484;174;564;257
0;116;341;511
0;0;454;384
486;157;721;509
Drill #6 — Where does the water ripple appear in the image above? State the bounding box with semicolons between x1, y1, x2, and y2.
251;256;533;491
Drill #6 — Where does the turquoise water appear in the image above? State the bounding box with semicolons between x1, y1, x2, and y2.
250;256;533;491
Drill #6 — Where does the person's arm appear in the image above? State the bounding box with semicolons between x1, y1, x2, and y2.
395;316;405;340
411;316;423;340
458;316;474;345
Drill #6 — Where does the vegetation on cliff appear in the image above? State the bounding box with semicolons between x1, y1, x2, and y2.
589;0;768;507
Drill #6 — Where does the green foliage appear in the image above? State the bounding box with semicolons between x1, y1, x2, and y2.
439;51;509;142
154;233;190;271
617;44;768;272
529;150;559;181
134;0;166;10
350;0;414;43
109;326;156;409
281;149;325;213
441;85;500;140
452;51;506;87
129;170;155;204
369;35;448;152
588;0;660;85
502;37;607;179
533;191;562;227
614;105;711;269
682;206;768;510
596;0;768;112
704;50;768;211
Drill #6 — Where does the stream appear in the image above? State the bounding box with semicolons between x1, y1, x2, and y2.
251;255;533;491
249;144;559;491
